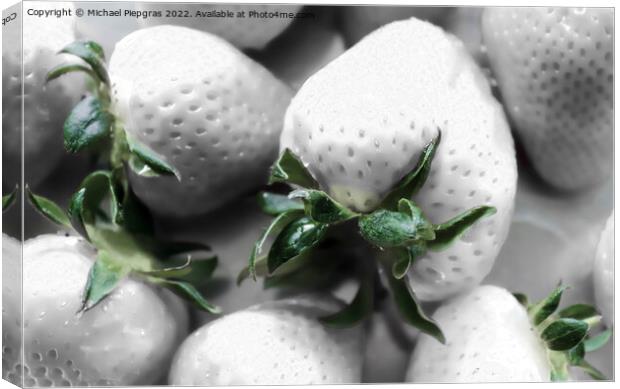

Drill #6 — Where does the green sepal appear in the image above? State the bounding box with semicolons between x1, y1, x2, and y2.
530;285;567;326
46;63;97;84
583;329;612;353
153;278;221;314
427;206;496;251
26;186;71;228
64;95;113;153
126;134;180;180
59;41;108;84
558;304;599;321
541;318;588;351
567;342;585;366
246;210;304;281
79;250;130;313
358;209;420;248
320;277;374;328
289;189;359;224
68;188;88;238
2;185;17;213
267;216;328;273
380;254;444;343
392;246;415;279
257;191;303;216
575;359;607;380
263;251;346;290
380;130;441;210
513;292;529;307
269;148;319;189
397;199;435;241
142;256;218;287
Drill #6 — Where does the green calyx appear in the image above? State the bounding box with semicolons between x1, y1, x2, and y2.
27;171;220;315
2;185;18;213
240;129;495;344
47;40;179;180
514;285;612;381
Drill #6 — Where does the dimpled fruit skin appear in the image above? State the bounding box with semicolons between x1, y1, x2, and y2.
483;8;613;191
1;234;187;386
169;295;364;385
2;234;21;386
109;26;293;218
136;4;301;49
594;212;614;328
2;4;83;187
281;18;517;301
406;285;551;383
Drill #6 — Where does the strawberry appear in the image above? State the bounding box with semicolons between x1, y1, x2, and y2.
105;25;293;217
593;212;614;328
2;233;21;386
484;169;613;307
135;3;302;50
2;3;84;187
169;295;364;385
482;7;613;191
239;17;516;345
406;285;610;382
1;233;188;386
339;6;451;46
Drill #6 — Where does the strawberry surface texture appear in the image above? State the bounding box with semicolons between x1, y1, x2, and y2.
483;8;613;191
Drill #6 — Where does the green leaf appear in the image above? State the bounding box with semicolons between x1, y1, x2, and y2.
583;329;612;353
513;293;529;307
46;63;97;84
530;285;567;326
427;206;497;251
86;225;155;273
541;318;589;351
268;216;328;273
257;191;303;216
64;95;113;153
392;246;414;279
263;252;345;290
383;260;445;343
397;199;435;240
126;134;180;180
576;359;607;380
289;189;358;224
142;257;218;286
320;278;374;328
269;148;319;189
26;186;70;227
558;304;599;321
358;209;419;248
380;130;441;210
155;278;221;314
59;41;108;84
567;342;585;366
3;185;18;213
247;210;304;281
68;188;88;238
79;250;129;312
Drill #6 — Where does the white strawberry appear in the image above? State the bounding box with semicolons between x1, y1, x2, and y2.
482;8;613;191
135;3;302;50
2;234;21;386
593;212;613;328
1;234;189;386
406;285;610;382
2;2;83;187
340;6;451;46
169;295;364;385
279;18;517;302
107;25;293;217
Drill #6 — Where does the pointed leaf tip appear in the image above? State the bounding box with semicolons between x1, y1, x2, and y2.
269;148;319;189
26;186;71;227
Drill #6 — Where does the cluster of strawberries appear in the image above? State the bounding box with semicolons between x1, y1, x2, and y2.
2;3;613;386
